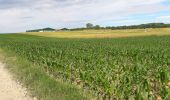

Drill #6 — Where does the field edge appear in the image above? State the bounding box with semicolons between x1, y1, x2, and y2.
0;48;87;100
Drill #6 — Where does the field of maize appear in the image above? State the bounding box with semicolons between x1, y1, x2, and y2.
0;34;170;99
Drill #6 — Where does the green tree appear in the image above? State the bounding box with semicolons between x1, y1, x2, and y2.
86;23;93;28
94;25;100;29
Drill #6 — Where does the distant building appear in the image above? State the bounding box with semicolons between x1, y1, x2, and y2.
60;28;70;31
39;30;43;32
41;28;56;32
26;27;56;32
55;28;70;31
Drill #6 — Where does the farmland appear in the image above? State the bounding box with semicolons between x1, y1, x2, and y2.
0;30;170;99
24;28;170;38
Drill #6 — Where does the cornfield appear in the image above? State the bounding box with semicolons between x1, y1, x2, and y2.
0;34;170;99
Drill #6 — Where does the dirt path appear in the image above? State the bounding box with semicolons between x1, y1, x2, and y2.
0;62;33;100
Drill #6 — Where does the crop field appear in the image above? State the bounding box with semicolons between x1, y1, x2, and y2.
24;28;170;38
0;33;170;99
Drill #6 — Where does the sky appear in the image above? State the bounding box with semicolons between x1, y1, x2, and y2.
0;0;170;33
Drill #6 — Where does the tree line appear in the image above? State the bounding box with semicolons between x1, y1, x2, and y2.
70;23;170;31
26;23;170;32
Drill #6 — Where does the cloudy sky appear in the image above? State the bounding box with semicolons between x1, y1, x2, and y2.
0;0;170;33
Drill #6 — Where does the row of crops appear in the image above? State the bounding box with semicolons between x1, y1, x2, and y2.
0;34;170;99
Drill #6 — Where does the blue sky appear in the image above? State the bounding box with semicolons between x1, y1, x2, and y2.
0;0;170;33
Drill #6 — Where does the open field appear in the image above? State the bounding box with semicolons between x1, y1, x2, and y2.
24;28;170;38
0;34;170;99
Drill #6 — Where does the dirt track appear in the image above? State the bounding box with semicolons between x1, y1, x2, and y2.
0;62;33;100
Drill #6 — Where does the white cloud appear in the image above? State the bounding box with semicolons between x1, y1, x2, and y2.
157;15;170;19
0;0;169;32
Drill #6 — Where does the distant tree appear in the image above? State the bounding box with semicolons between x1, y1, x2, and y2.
94;25;100;29
69;23;170;31
86;23;93;28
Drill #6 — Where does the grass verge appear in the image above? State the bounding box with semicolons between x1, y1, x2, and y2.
0;49;87;100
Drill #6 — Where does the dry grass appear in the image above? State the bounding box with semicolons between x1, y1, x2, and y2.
23;28;170;38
